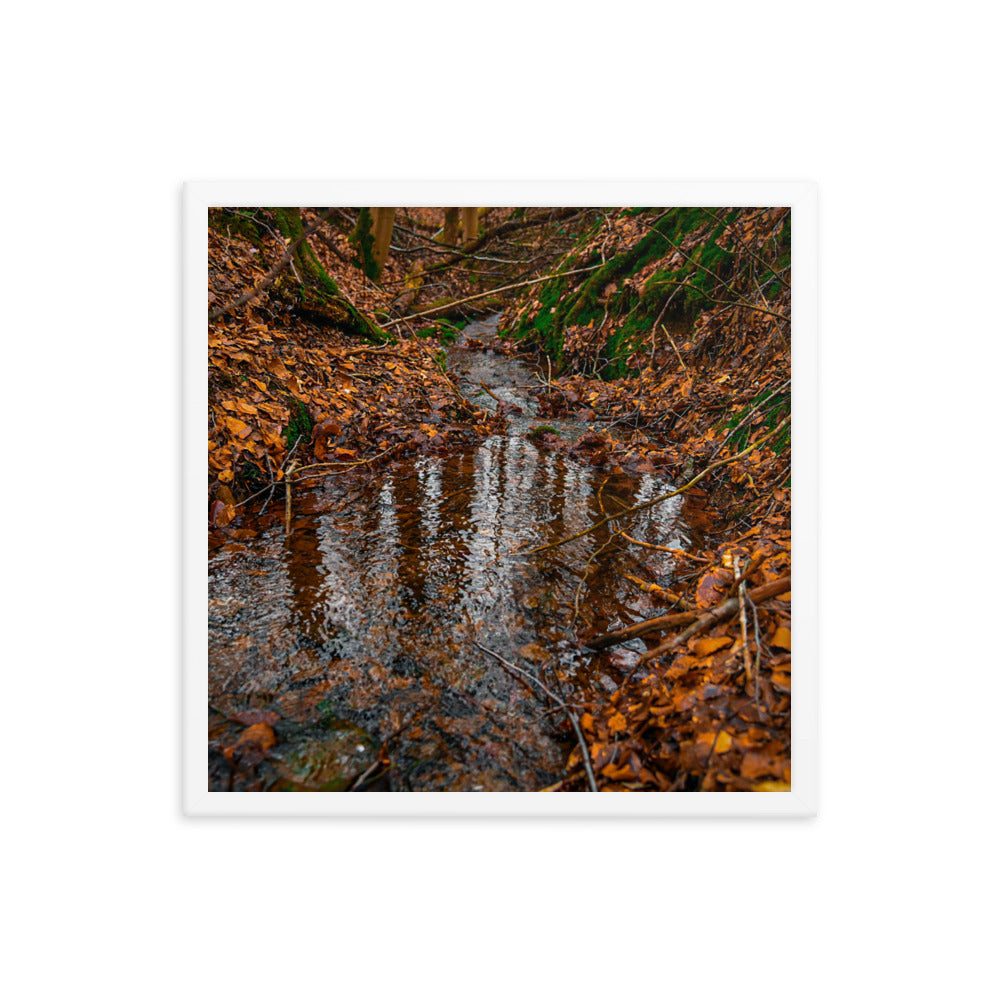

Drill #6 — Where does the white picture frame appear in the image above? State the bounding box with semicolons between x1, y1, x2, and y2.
184;181;817;816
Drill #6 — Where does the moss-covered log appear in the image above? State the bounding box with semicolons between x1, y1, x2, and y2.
505;207;790;378
274;208;387;341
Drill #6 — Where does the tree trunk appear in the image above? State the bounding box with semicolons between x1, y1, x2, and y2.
273;208;386;340
440;207;460;246
371;208;396;277
462;207;478;245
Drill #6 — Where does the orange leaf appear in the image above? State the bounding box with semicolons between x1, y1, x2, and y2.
224;416;252;438
692;635;733;657
210;500;235;527
608;712;627;733
697;730;733;753
771;627;791;651
601;761;637;780
222;722;276;761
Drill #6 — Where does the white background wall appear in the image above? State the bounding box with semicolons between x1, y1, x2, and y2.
4;3;995;997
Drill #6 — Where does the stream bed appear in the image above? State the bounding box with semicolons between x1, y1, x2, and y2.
209;316;695;791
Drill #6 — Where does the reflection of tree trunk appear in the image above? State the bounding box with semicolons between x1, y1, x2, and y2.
372;207;396;278
394;467;427;608
440;207;460;246
442;452;474;577
462;207;478;245
285;525;328;643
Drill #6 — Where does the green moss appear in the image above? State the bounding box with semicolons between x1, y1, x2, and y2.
348;208;377;279
274;208;390;343
721;387;791;454
527;425;560;440
209;208;271;252
283;397;313;449
509;207;779;374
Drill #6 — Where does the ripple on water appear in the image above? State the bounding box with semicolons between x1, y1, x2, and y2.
209;316;694;790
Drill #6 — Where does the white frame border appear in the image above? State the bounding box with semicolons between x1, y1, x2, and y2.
184;181;817;817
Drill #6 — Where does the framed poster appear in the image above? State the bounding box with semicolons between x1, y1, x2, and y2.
183;181;817;815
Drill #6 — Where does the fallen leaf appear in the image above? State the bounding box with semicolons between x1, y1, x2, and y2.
752;781;791;792
771;627;791;650
692;635;733;657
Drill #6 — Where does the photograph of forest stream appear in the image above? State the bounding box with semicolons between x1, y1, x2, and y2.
207;206;792;793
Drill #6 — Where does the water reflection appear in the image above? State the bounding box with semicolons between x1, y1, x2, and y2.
208;318;694;790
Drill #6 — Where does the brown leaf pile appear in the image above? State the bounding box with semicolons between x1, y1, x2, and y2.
572;535;792;792
208;221;506;516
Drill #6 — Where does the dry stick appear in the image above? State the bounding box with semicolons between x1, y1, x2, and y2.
589;575;790;652
523;415;791;559
657;278;790;324
711;379;790;462
380;265;601;327
259;451;277;516
617;531;711;562
702;207;791;290
292;444;398;479
660;324;688;372
284;460;297;537
209;209;336;321
413;207;583;276
733;550;767;592
622;573;686;604
474;642;599;793
478;382;505;406
637;575;791;664
735;557;753;688
749;598;763;708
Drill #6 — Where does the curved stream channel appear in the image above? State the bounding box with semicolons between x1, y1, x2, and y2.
209;316;696;791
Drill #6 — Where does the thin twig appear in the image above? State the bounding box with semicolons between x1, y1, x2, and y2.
735;557;753;688
284;460;297;538
381;265;601;327
660;324;688;372
616;532;711;562
259;451;276;516
209;209;336;321
292;444;397;478
637;575;790;664
473;642;599;793
523;416;790;558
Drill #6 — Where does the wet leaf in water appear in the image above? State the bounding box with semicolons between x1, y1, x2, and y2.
696;566;734;608
223;722;276;761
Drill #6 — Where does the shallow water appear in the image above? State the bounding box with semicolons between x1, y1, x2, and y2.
209;316;694;791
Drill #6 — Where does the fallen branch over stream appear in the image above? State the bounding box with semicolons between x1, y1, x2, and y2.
588;575;791;651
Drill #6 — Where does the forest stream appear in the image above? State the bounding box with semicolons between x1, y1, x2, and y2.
209;316;695;791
